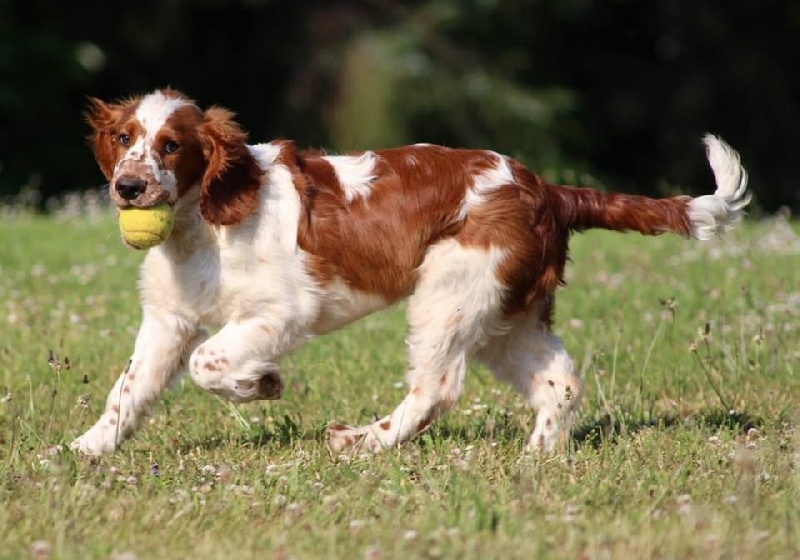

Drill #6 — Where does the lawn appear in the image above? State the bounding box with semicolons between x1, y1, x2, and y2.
0;214;798;559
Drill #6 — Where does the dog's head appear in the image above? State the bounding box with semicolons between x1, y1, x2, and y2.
86;88;262;225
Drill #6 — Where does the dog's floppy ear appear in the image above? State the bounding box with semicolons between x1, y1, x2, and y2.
85;97;128;181
200;107;263;226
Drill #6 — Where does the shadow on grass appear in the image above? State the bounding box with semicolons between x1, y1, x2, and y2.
572;408;761;449
178;408;762;453
176;414;317;453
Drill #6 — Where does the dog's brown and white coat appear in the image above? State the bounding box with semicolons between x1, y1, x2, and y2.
72;88;750;455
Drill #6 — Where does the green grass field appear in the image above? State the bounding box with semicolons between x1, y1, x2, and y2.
1;215;798;559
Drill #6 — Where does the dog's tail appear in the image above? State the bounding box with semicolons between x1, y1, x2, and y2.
549;135;750;240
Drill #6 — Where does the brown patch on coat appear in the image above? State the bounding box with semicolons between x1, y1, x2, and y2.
379;420;391;431
288;144;495;300
199;106;263;226
414;409;437;435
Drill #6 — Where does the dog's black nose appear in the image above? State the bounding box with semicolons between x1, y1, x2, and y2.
115;176;146;201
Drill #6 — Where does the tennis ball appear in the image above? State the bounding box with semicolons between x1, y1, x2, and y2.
118;204;174;250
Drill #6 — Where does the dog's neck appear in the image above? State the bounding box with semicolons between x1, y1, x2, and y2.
159;186;218;260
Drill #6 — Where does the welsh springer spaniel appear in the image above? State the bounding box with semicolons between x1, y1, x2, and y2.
71;88;749;455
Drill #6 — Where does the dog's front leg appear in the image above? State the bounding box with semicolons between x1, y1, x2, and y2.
70;312;203;455
187;316;304;403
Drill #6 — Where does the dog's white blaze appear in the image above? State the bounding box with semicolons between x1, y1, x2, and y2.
119;93;187;165
323;151;377;203
114;134;145;174
135;92;188;139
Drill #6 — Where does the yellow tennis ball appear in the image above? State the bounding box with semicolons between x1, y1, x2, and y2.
118;204;174;250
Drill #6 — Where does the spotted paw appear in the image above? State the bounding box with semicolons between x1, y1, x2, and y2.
326;423;388;454
325;423;363;453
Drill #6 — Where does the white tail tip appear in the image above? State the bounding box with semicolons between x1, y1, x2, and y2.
687;134;751;240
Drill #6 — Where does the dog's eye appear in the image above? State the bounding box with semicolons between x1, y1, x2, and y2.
164;141;180;154
118;133;131;147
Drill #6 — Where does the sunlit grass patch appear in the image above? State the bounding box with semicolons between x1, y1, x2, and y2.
1;216;798;559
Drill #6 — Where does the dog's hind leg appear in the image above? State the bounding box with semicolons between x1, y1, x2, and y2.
327;239;509;453
476;305;583;453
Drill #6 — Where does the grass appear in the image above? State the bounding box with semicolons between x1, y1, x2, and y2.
0;214;798;559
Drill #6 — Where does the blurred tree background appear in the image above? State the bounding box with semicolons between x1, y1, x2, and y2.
1;0;797;212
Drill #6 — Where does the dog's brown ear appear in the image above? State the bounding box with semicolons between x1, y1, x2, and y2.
200;107;263;226
85;97;125;181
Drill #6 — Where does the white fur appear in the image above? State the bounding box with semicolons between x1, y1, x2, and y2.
477;311;582;452
323;152;377;202
250;141;283;167
135;92;189;135
687;134;751;240
462;152;513;214
311;277;389;335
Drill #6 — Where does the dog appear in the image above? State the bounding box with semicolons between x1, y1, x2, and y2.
71;88;749;455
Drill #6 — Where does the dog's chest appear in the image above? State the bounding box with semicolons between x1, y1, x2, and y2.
142;239;322;327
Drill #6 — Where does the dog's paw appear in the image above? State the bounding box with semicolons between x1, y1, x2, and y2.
326;423;385;454
69;432;112;456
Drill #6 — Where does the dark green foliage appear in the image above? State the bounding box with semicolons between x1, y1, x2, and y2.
1;0;797;211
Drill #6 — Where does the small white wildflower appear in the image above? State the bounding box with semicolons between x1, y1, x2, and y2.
286;502;302;516
110;552;138;560
364;545;381;560
30;540;51;559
